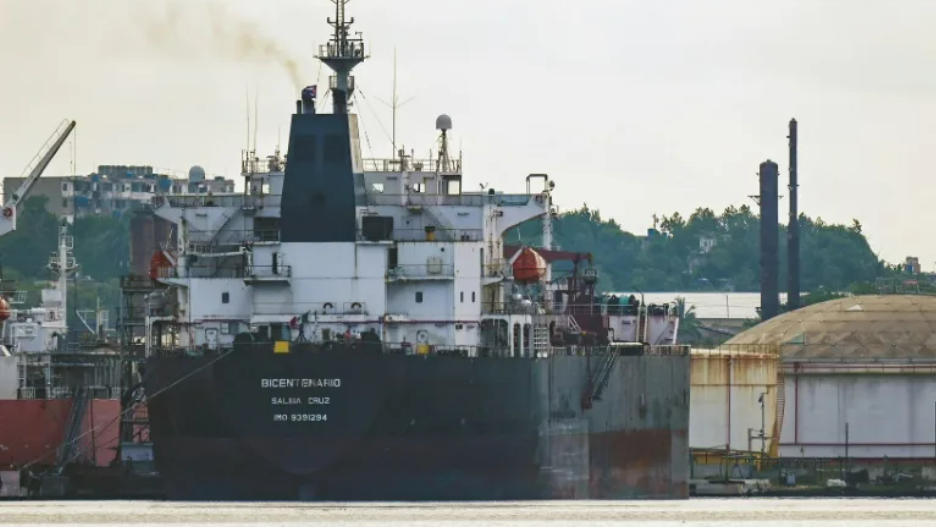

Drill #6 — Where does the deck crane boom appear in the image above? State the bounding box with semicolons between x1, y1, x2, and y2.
0;120;77;238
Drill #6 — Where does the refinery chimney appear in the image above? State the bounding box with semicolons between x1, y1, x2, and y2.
787;119;801;310
759;160;780;320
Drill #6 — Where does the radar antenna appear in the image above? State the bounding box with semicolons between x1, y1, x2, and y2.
316;0;368;114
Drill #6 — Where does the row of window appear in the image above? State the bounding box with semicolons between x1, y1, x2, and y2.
414;291;476;303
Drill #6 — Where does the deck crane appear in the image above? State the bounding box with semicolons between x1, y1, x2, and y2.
0;120;77;238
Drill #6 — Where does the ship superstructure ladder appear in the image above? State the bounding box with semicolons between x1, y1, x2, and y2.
590;346;619;403
0;120;76;238
771;364;786;457
57;385;89;468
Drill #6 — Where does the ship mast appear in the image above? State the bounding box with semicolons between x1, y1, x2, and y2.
48;221;77;337
316;0;368;114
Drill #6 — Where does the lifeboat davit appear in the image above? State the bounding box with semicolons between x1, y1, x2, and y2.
0;296;10;322
512;247;547;284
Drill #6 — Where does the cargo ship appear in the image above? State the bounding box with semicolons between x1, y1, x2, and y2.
140;1;691;500
0;223;122;496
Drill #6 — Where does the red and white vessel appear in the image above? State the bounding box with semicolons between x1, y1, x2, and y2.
0;121;122;496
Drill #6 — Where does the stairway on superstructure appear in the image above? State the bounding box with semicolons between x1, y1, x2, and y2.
57;385;89;469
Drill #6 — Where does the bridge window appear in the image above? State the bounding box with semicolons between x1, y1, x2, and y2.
472;291;476;303
222;292;230;304
460;291;464;303
415;291;423;303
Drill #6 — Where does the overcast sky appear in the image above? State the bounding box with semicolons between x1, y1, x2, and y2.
1;0;934;267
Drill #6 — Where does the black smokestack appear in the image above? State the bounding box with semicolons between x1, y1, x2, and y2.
759;160;780;321
787;118;800;310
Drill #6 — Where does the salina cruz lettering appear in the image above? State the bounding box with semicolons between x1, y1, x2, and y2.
270;397;330;405
260;378;341;388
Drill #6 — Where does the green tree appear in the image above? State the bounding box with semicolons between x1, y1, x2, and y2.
510;203;890;293
674;296;702;343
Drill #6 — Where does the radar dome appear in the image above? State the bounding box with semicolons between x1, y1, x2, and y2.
188;165;206;183
435;114;452;131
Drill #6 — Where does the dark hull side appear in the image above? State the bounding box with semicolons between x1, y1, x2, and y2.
144;350;690;500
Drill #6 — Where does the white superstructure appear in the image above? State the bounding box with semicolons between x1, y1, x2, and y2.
144;112;680;358
0;223;118;400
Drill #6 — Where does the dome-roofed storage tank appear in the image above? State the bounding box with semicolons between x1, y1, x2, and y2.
512;247;547;284
725;294;936;460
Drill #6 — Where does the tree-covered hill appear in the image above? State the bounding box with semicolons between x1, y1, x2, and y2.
511;204;888;293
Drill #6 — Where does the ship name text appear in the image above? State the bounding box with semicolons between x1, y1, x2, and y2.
260;378;341;388
271;397;331;405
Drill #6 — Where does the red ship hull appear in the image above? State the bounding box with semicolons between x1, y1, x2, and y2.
0;399;121;471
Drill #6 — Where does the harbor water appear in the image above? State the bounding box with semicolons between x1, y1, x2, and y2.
1;499;935;525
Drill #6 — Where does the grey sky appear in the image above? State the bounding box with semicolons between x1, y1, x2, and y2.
1;0;933;268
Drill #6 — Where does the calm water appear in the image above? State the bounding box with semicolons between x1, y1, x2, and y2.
1;499;935;525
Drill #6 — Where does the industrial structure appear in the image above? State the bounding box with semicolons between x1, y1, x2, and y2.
689;345;781;457
757;160;780;321
2;165;234;222
787;119;800;310
726;295;936;460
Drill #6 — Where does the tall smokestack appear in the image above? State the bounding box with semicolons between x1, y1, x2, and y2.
759;160;780;321
787;119;800;310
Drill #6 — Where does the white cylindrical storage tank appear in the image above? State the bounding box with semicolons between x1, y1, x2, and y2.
690;345;780;455
726;295;936;460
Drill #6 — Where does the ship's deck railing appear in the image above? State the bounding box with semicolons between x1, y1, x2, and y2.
357;228;484;243
153;194;258;209
151;342;691;359
1;290;28;304
365;193;540;208
119;275;160;290
188;229;281;250
318;40;366;62
151;190;541;210
251;301;370;317
156;264;291;280
481;302;679;317
362;157;463;174
387;263;455;279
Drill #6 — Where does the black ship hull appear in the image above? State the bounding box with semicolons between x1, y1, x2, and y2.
145;347;690;500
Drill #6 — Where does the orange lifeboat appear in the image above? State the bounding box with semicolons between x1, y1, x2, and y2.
149;251;175;280
512;247;547;284
0;296;10;322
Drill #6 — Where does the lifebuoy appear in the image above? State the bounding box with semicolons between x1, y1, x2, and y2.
351;302;362;310
1;207;11;218
323;302;334;310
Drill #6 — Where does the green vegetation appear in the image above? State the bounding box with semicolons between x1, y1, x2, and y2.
512;204;890;293
0;196;127;324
